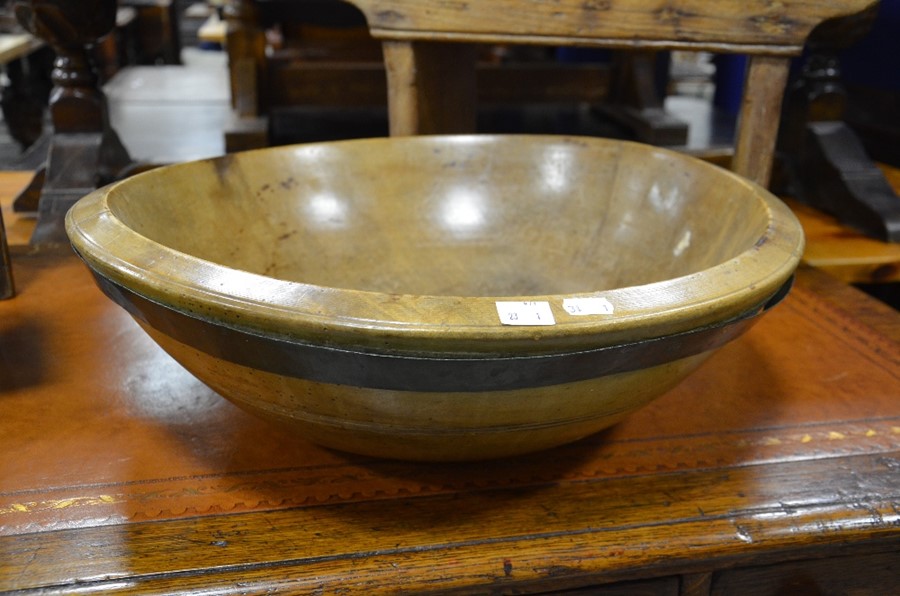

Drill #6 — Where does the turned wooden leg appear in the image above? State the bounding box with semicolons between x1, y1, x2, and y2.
11;0;133;245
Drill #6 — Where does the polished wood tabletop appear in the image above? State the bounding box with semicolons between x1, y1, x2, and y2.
1;172;899;594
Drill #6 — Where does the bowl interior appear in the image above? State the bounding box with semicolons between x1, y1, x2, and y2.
107;136;770;297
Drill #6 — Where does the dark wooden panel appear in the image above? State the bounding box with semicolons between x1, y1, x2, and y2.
712;550;900;596
541;576;679;595
266;59;610;107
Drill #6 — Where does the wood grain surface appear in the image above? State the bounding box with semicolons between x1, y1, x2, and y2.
346;0;878;189
731;55;790;186
1;249;897;594
347;0;879;54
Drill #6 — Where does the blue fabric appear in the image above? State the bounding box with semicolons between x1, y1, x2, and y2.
840;0;900;90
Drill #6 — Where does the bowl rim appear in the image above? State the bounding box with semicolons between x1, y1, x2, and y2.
66;135;804;356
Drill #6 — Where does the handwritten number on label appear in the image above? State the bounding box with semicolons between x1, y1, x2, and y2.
496;301;556;326
563;297;615;316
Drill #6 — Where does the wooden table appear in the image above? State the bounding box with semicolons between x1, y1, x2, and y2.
1;176;898;594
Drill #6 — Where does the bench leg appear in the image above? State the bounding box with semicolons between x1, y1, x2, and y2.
382;40;477;136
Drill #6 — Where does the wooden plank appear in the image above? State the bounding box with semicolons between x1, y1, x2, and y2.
478;62;610;103
266;60;610;106
348;0;878;54
2;451;898;593
267;61;389;106
383;40;477;135
731;55;791;186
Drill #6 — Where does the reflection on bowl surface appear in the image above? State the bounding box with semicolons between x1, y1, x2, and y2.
67;135;804;460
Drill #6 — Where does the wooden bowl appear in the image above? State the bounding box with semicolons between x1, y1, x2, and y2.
67;136;803;460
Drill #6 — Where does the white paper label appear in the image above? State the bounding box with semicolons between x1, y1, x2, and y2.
562;297;615;316
495;301;556;326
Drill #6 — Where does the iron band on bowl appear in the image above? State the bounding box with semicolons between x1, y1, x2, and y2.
91;272;793;394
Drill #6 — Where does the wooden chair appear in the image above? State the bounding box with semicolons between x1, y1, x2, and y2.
223;0;614;150
341;0;879;188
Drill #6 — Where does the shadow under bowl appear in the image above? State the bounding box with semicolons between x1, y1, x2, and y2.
66;135;804;461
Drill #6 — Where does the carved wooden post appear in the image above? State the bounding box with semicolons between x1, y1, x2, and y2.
12;0;132;245
222;0;271;151
779;5;900;241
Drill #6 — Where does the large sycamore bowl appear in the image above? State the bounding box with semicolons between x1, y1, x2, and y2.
67;135;803;460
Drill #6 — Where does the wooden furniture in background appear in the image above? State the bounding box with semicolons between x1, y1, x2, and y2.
118;0;181;65
92;6;140;83
595;49;690;146
9;0;134;245
790;166;900;285
779;4;900;242
344;0;879;189
222;0;613;150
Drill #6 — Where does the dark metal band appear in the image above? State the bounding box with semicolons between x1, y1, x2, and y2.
91;271;791;393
